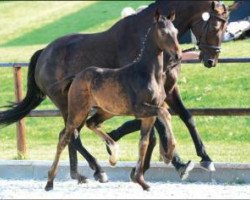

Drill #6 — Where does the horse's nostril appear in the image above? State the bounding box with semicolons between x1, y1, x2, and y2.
208;59;215;67
204;59;215;68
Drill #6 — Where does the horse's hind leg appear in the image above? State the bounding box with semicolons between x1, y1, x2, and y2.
133;117;156;191
57;129;86;184
86;110;119;166
71;128;108;183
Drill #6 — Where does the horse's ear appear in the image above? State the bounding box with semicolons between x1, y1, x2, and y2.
228;1;242;12
154;8;160;22
211;1;216;11
167;10;175;21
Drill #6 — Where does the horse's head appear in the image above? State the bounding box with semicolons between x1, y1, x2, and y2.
191;1;230;68
154;9;182;61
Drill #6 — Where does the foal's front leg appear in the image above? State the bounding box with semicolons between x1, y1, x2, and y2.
134;102;176;162
157;107;176;163
134;117;156;191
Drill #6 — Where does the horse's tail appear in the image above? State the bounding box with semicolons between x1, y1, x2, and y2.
0;49;45;127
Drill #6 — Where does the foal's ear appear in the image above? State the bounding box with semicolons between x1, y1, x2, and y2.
154;8;161;22
167;10;175;21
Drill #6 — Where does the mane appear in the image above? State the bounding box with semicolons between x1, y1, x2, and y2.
132;26;153;63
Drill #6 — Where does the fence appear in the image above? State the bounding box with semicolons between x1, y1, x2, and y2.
0;58;250;159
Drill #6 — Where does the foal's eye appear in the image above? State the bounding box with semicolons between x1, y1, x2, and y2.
160;30;166;35
158;21;166;29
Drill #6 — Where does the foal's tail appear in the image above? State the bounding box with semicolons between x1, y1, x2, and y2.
0;49;45;127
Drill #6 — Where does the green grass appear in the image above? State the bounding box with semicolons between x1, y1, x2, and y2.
1;1;152;47
0;1;249;163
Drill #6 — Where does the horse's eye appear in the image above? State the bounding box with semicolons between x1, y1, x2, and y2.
210;21;221;32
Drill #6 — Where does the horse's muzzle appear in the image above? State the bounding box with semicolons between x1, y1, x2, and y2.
204;59;217;68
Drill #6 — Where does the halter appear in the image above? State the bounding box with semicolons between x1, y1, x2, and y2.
193;11;228;54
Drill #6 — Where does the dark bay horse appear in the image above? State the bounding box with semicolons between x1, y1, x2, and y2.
45;11;180;190
0;1;231;183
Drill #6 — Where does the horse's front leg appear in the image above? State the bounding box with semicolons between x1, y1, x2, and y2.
133;117;156;191
86;110;119;166
166;86;215;171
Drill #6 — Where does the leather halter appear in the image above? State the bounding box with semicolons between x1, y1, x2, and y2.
194;12;228;54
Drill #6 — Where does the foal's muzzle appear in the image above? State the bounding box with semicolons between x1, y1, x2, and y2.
175;53;182;61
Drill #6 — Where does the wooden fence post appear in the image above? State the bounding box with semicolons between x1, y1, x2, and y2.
13;66;27;159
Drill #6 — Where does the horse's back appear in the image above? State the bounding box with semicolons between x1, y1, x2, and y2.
35;31;117;95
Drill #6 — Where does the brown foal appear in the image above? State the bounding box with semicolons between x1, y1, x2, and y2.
45;10;181;191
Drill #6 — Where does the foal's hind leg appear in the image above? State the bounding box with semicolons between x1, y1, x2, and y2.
51;98;89;184
86;109;119;166
45;88;91;191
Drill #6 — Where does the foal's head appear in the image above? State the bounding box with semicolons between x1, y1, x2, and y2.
153;10;182;61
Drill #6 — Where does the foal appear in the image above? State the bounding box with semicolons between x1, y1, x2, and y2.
45;10;181;191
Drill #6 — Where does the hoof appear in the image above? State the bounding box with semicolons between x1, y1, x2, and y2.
94;172;108;183
134;173;150;191
77;175;88;184
200;161;216;172
108;143;119;166
138;180;150;191
162;155;171;165
177;160;194;180
130;168;136;183
143;185;150;191
45;181;53;191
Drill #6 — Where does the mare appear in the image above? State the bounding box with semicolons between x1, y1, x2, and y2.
0;1;232;184
45;11;180;191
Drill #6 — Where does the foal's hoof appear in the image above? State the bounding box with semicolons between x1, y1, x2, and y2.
77;175;89;184
200;161;216;172
94;172;109;183
129;168;136;183
108;143;119;166
136;178;150;191
143;185;150;191
177;160;194;180
162;155;171;165
45;181;53;191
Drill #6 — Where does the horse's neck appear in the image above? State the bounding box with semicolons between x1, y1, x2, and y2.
154;1;212;36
